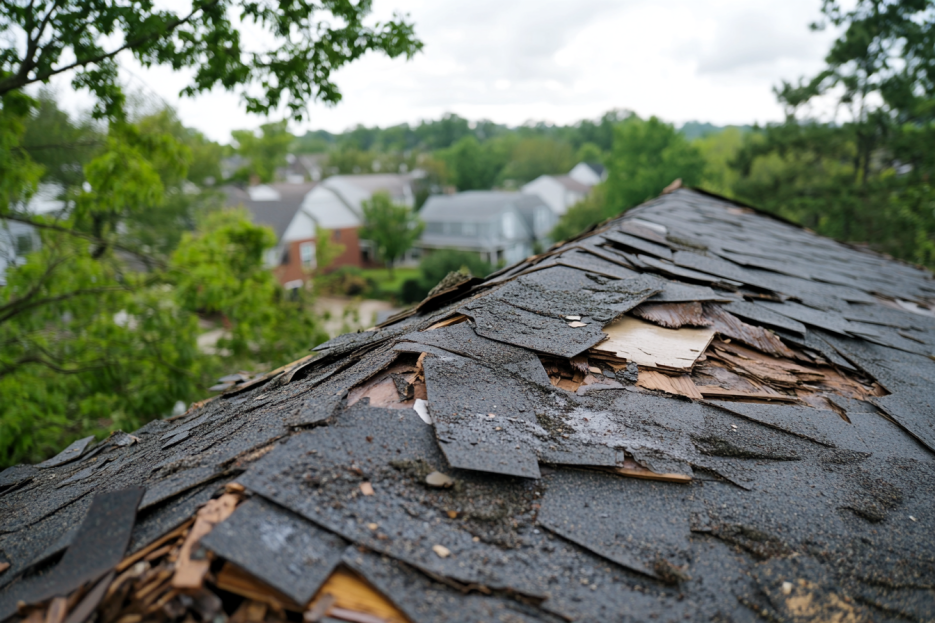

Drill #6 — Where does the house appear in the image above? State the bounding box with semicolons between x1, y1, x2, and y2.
521;174;592;216
0;183;66;285
277;154;327;183
418;191;555;265
221;182;318;286
9;187;935;623
277;174;417;284
568;161;607;186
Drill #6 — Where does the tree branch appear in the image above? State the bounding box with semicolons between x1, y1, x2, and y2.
0;285;127;325
0;353;111;379
1;213;166;267
0;0;222;96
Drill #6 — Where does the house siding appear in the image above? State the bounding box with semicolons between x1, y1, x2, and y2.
274;226;376;286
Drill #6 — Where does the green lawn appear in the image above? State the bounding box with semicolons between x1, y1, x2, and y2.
359;267;421;293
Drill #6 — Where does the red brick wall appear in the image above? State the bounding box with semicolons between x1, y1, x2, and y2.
273;227;378;285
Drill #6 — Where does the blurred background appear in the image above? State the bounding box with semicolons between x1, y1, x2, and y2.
2;0;933;466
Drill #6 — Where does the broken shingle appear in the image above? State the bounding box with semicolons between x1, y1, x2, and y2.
201;497;347;605
36;436;95;469
423;356;541;478
538;469;694;580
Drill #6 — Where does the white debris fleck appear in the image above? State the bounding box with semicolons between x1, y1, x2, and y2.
414;398;432;424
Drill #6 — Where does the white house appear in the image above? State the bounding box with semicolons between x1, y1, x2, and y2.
568;162;607;186
419;191;555;266
521;175;592;216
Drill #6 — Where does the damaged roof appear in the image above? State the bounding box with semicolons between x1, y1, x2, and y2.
2;188;935;623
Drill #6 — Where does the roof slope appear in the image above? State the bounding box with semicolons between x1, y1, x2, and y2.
2;188;935;623
223;182;317;240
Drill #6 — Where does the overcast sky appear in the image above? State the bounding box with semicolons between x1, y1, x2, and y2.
46;0;841;142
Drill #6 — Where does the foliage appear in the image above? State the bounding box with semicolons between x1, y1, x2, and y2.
315;266;375;297
605;115;706;211
0;221;204;467
360;192;424;275
171;209;327;362
0;0;422;119
231;120;293;183
420;249;492;287
315;225;346;274
398;250;493;305
440;136;508;191
731;0;935;264
22;90;102;189
694;126;745;197
499;137;575;184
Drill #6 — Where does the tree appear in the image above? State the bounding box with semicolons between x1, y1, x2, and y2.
315;225;346;274
731;0;935;265
171;209;327;363
0;0;421;465
441;135;507;191
694;127;744;197
0;0;422;119
231;120;293;183
500;137;575;184
360;191;424;277
605;115;706;211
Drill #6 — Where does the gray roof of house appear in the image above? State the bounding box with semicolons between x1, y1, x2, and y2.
3;188;935;623
421;191;547;222
221;182;317;240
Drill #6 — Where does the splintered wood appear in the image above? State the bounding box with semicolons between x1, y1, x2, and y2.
636;369;702;400
593;316;715;371
632;302;710;329
172;493;240;589
346;355;427;411
541;355;621;392
603;457;692;484
17;485;414;623
305;569;409;623
581;306;885;407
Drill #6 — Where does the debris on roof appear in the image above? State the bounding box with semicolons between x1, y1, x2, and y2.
3;188;935;623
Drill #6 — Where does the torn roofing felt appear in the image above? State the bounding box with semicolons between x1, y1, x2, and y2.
2;188;935;623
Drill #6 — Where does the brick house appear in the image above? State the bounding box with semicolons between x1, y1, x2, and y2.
223;174;416;288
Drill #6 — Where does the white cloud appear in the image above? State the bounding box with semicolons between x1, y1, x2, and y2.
35;0;840;142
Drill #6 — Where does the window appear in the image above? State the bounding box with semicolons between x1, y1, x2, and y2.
300;241;316;268
502;213;516;239
333;229;341;241
14;233;34;256
463;222;477;236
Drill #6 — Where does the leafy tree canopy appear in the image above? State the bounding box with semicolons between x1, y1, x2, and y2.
0;0;422;119
605;115;706;211
232;120;293;183
360;191;424;276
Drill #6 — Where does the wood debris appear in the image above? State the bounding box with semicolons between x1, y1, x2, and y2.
346;354;426;410
424;314;468;331
215;563;303;610
636;369;703;400
305;569;408;623
603;456;692;484
632;301;711;329
702;304;796;358
593;316;715;372
172;492;241;589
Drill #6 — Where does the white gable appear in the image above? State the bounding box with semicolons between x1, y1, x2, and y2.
568;163;603;186
247;184;282;201
522;176;571;215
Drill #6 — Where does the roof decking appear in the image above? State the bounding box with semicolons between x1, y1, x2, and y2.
2;188;934;623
